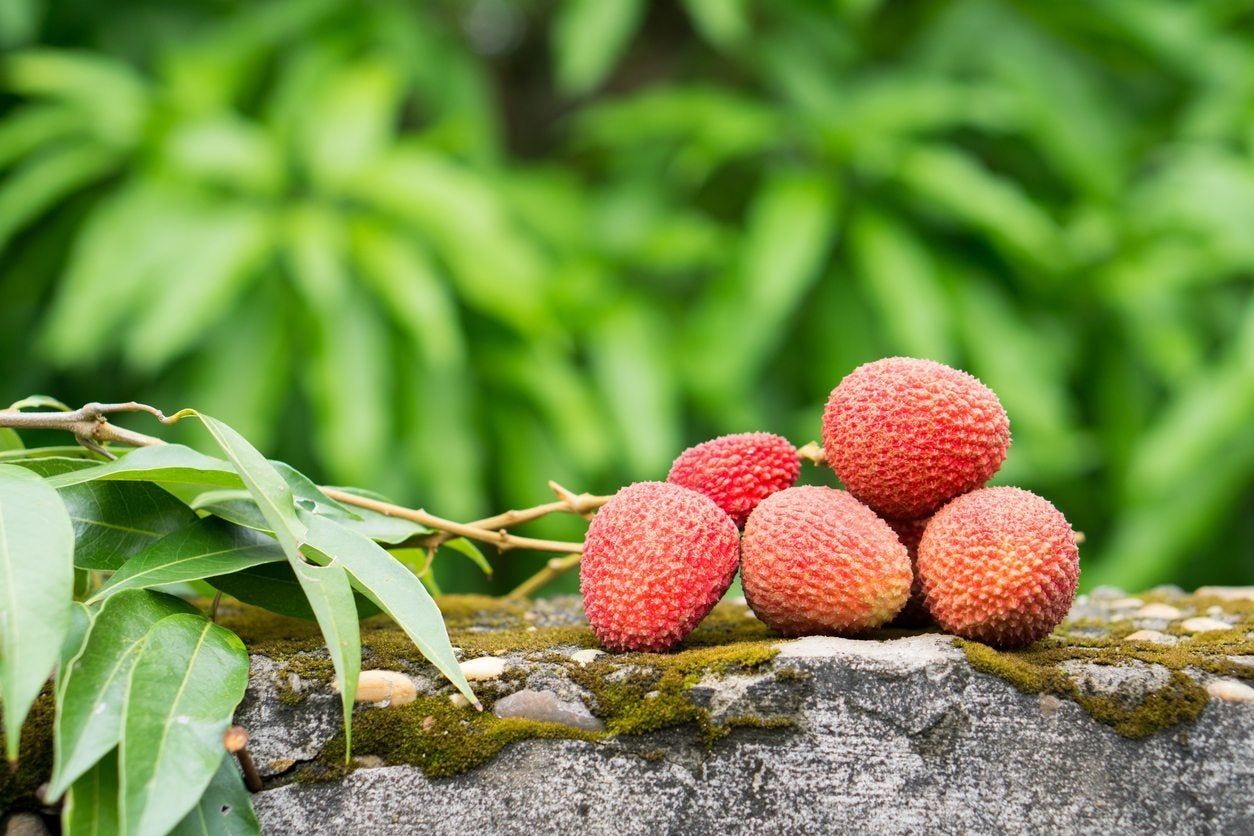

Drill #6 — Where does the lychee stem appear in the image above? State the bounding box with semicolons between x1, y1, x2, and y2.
319;486;584;554
507;552;583;600
796;440;826;465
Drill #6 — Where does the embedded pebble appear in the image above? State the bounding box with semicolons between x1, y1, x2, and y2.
1180;617;1232;634
571;648;604;666
461;656;508;680
352;755;385;769
449;694;471;709
1110;597;1144;610
492;689;604;732
1135;603;1183;620
645;690;661;700
3;813;50;836
1124;630;1177;646
341;670;417;707
728;596;748;607
1038;694;1062;717
1196;586;1254;602
1205;679;1254;703
1149;584;1185;598
421;715;435;731
1090;586;1126;600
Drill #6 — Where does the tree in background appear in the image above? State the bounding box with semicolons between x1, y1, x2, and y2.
1;0;1251;592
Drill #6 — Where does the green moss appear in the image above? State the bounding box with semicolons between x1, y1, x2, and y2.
959;591;1253;739
316;695;602;779
0;690;56;811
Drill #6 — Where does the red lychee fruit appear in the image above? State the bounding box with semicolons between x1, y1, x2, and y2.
667;432;800;527
821;357;1010;519
886;515;932;627
917;487;1079;648
740;486;911;636
580;481;740;652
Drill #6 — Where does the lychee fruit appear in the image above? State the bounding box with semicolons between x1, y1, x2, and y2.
580;481;740;652
740;486;911;636
822;357;1010;519
667;432;800;527
886;515;931;627
917;487;1079;648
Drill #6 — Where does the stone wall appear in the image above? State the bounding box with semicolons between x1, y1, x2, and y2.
238;588;1253;835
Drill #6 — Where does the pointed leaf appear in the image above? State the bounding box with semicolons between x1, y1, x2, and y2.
46;444;241;491
0;428;21;452
48;590;197;798
302;512;478;708
62;748;119;836
181;413;359;754
0;463;74;760
92;519;284;602
208;561;379;622
169;755;259;836
440;537;491;577
552;0;644;94
118;614;249;836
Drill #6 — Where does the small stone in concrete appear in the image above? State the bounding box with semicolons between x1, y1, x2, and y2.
1206;679;1254;703
571;648;603;666
1196;586;1254;602
1110;597;1144;610
350;670;417;707
1038;694;1063;717
1135;603;1183;620
449;694;471;709
493;689;604;732
1180;617;1232;634
461;656;508;680
1124;630;1176;646
1090;585;1126;600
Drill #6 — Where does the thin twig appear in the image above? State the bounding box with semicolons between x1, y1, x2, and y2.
223;726;263;792
0;402;168;451
507;552;583;600
795;440;826;465
319;486;584;554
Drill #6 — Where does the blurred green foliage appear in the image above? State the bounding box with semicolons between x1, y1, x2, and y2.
1;0;1251;593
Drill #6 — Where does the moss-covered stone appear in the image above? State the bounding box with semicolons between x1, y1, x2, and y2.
0;690;55;812
959;590;1253;739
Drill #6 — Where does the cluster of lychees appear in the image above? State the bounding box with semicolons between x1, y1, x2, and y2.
580;357;1080;652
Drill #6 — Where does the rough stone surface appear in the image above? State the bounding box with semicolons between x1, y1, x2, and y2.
244;592;1254;835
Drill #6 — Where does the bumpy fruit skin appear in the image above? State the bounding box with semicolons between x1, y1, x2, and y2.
886;516;931;627
580;482;740;652
740;486;911;636
667;432;800;527
917;487;1079;648
822;357;1010;519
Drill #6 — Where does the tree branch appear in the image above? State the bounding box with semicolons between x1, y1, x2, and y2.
506;553;583;600
317;486;584;554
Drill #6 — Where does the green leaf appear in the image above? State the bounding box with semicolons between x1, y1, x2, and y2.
181;412;361;755
297;57;401;188
169;755;260;836
17;457;202;571
302;512;478;708
3;49;148;145
0;463;74;761
6;394;72;411
552;0;644;95
118;614;249;836
62;749;119;836
47;444;241;490
48;589;197;799
57;602;91;696
92;518;285;602
208;560;380;622
439;538;492;577
0;428;21;452
0;106;84;171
